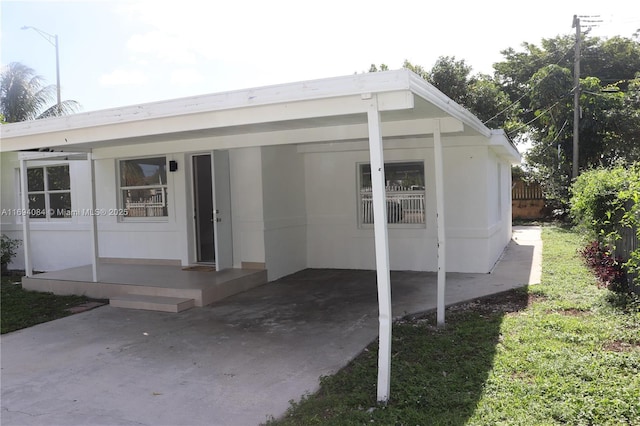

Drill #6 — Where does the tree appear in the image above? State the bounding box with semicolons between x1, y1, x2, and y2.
402;57;520;129
426;56;475;105
494;35;640;203
0;62;79;123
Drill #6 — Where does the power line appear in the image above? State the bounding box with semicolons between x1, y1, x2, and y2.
483;45;575;125
506;95;570;137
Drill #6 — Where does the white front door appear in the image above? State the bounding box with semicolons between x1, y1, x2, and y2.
212;150;233;270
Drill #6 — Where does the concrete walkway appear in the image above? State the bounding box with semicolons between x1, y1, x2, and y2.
0;226;541;426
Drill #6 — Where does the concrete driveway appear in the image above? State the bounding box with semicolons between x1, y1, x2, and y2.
1;226;541;426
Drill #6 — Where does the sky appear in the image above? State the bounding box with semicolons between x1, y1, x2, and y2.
1;0;639;113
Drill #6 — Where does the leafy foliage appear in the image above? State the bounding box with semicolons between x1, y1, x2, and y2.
580;241;627;292
570;164;640;290
495;35;640;203
1;235;21;273
400;57;523;132
373;35;640;206
0;62;79;123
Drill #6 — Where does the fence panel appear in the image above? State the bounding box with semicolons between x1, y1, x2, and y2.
614;200;639;293
361;188;425;225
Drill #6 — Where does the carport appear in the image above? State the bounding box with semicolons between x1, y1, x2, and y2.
1;70;520;402
0;227;542;425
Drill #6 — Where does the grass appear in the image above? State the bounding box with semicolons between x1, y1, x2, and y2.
1;274;98;334
267;225;640;425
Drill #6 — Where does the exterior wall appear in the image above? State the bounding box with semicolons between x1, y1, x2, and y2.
91;151;185;263
230;147;266;268
91;143;269;269
486;151;513;271
2;132;514;276
304;139;438;272
303;136;511;273
0;152;93;271
261;145;307;280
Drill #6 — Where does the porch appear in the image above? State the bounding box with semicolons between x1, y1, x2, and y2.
22;263;268;311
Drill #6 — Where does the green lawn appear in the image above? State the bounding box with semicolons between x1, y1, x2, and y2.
268;226;640;425
1;275;97;334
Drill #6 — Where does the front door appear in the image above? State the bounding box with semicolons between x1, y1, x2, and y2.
192;152;233;269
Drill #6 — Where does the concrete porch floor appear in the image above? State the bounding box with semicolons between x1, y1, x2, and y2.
22;264;268;307
1;226;541;426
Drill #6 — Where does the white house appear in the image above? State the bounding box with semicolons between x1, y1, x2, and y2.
1;69;519;279
0;69;520;401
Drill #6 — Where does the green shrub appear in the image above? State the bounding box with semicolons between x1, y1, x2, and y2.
570;164;640;290
1;235;21;274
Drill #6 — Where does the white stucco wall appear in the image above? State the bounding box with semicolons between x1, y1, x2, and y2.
303;136;511;273
230;147;266;268
90;152;185;263
304;139;437;271
260;144;307;281
2;131;514;276
0;152;93;271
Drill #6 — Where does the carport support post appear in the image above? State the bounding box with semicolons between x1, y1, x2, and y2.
88;152;99;282
19;158;33;277
433;120;446;326
365;94;392;403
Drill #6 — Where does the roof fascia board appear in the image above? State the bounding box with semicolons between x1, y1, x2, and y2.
0;90;414;152
489;129;522;164
18;151;88;161
407;72;492;138
1;71;413;140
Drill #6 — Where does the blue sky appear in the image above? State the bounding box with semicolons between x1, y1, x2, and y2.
1;0;638;113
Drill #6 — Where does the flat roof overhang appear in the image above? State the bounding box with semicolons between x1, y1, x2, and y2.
0;70;520;163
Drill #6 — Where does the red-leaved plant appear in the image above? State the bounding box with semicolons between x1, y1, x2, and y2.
580;241;628;292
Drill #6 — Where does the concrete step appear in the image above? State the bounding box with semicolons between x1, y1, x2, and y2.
110;294;195;313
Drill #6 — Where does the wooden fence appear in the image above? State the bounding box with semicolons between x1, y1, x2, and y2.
512;180;546;220
614;201;639;293
512;180;544;200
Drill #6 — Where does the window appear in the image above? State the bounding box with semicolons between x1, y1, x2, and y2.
26;165;71;219
359;161;425;225
119;157;168;218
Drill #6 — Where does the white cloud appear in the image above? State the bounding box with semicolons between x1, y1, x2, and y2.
99;68;149;86
170;68;205;86
127;31;198;64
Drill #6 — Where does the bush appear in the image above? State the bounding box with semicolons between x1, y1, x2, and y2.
570;164;640;291
1;235;21;274
580;241;627;292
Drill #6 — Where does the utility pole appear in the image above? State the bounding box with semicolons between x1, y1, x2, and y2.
572;15;581;180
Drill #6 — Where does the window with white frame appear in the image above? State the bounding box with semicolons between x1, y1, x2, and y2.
119;157;168;218
359;161;425;225
26;165;72;219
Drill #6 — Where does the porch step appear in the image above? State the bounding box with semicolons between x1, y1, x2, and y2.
110;295;195;313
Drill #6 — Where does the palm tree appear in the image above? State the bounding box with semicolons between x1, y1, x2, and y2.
0;62;79;123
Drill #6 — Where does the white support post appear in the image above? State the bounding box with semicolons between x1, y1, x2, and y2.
433;120;447;326
366;94;393;403
88;152;99;282
19;159;33;277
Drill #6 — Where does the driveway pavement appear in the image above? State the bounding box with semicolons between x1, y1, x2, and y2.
1;226;541;426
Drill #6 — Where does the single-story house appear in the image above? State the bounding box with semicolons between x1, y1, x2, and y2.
1;69;519;277
0;69;520;400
